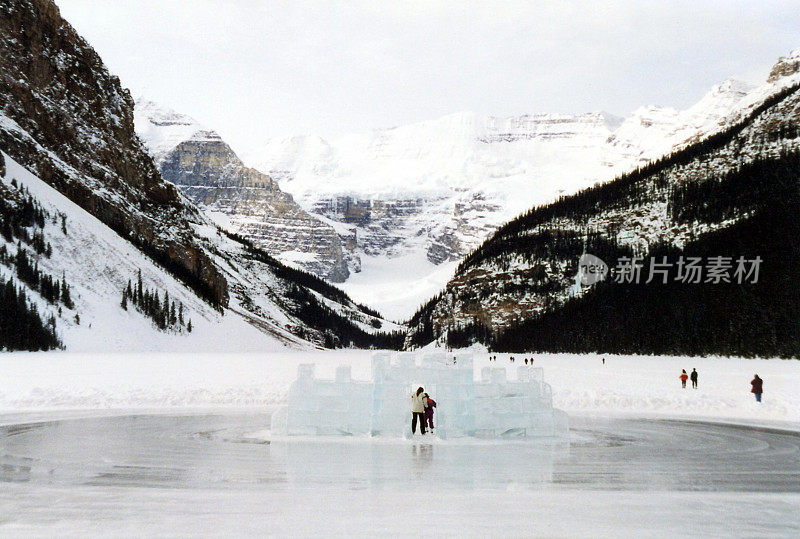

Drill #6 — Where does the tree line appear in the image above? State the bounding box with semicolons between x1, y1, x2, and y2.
457;82;800;275
0;177;73;350
285;284;404;349
0;180;57;257
0;244;74;308
437;149;800;358
122;270;191;332
489;201;799;357
0;274;61;351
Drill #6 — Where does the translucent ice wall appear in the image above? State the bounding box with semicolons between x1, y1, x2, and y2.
369;352;475;438
276;364;372;436
271;352;560;438
474;365;555;437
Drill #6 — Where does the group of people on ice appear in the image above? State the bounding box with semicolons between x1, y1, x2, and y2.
411;387;437;435
679;369;764;402
407;359;767;438
488;355;534;364
679;368;699;389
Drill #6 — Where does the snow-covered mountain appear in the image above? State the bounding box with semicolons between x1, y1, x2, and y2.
1;149;289;351
242;53;800;320
134;100;351;282
406;63;800;356
0;0;399;351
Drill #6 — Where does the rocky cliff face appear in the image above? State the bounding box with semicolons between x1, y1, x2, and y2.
768;48;800;82
0;0;227;304
135;100;350;282
0;0;399;348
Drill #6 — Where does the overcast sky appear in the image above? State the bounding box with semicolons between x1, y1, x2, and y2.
56;0;800;154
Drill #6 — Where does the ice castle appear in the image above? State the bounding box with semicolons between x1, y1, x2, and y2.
270;352;566;439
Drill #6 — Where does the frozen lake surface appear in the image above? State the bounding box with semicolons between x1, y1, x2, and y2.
1;411;799;536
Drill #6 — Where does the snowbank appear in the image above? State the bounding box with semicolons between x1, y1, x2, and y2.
1;351;798;428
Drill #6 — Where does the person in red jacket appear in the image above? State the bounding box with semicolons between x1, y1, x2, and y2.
751;375;763;402
423;393;437;432
679;369;689;388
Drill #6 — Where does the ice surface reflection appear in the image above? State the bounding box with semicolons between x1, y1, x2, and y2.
267;438;558;490
0;412;799;495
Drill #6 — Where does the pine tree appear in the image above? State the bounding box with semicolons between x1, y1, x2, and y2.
61;273;72;309
163;291;170;323
187;319;192;333
32;260;40;288
121;287;128;310
136;269;143;304
123;271;193;333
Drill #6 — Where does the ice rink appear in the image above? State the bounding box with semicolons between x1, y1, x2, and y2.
1;411;799;536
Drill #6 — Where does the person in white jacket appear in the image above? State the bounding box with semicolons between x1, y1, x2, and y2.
411;387;427;435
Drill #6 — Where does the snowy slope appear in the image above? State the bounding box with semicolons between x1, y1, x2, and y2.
239;54;800;319
249;110;624;206
1;150;287;352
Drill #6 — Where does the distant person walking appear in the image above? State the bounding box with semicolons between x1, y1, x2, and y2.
423;393;436;432
602;357;605;365
680;369;689;389
690;368;698;389
411;387;427;434
524;358;528;365
751;375;763;403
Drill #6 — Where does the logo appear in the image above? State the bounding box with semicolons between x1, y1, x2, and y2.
578;253;608;285
576;254;762;286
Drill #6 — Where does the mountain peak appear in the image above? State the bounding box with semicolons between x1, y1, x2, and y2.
134;97;197;127
684;78;754;120
133;97;222;162
767;47;800;83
